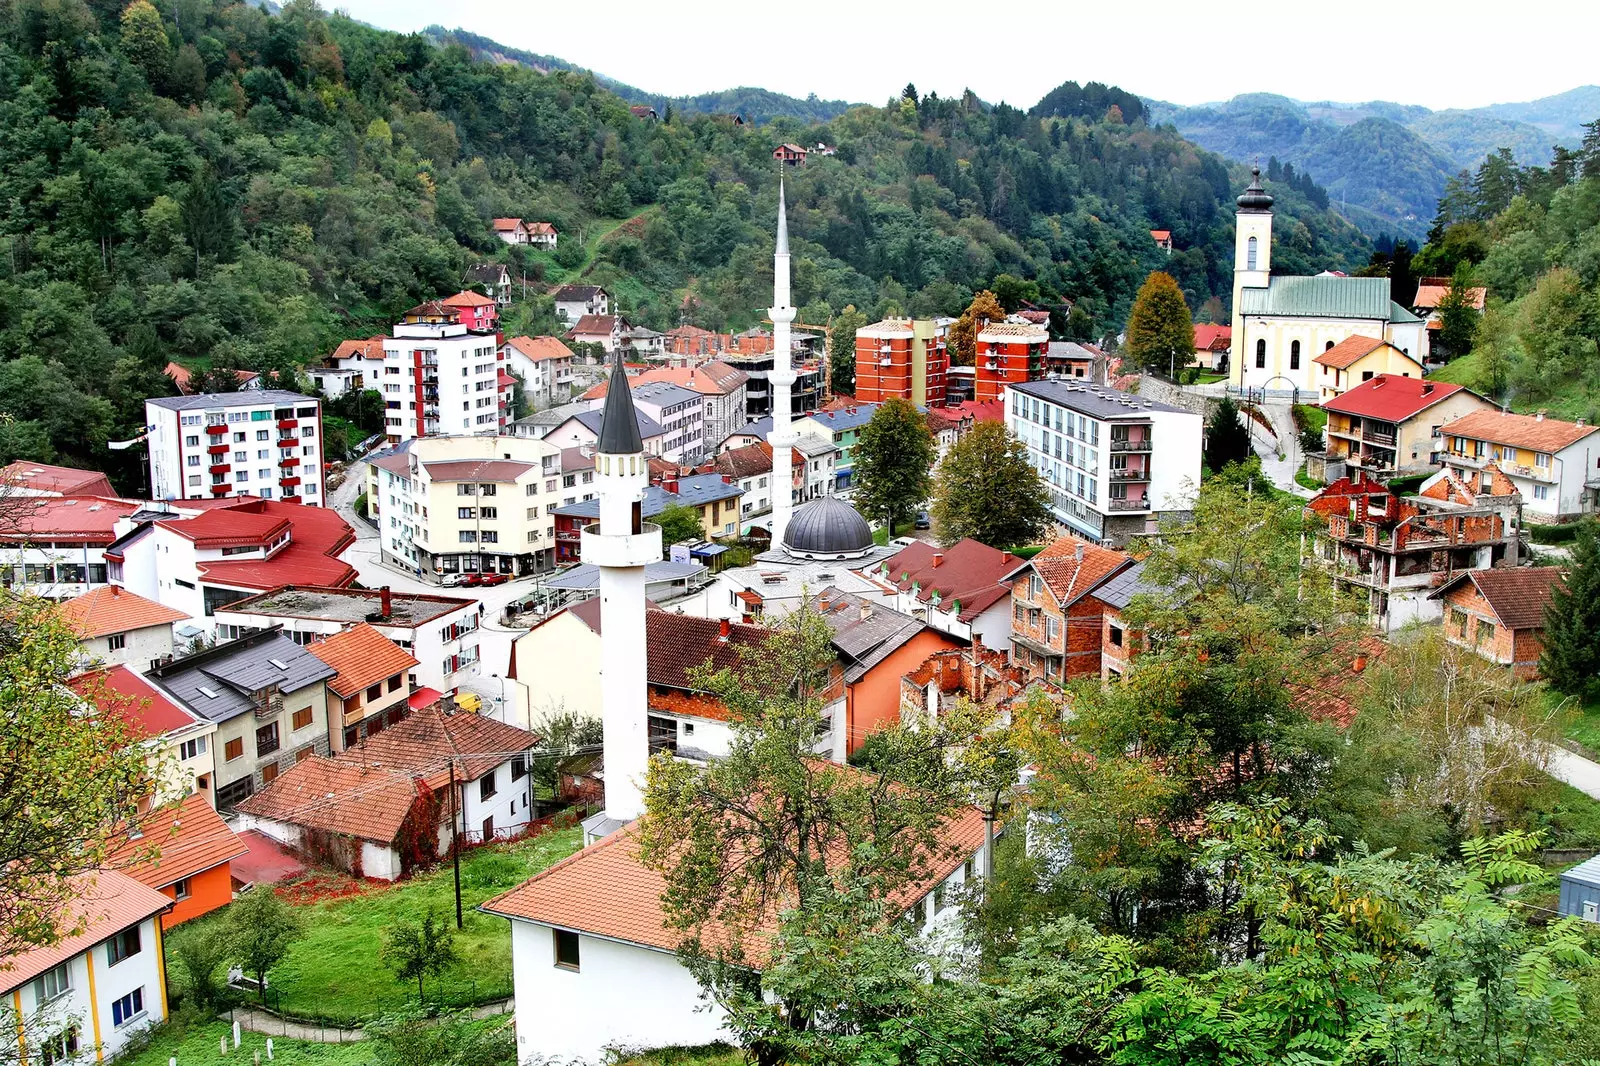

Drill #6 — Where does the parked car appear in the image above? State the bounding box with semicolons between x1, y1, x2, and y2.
462;572;509;587
914;510;931;530
441;574;468;587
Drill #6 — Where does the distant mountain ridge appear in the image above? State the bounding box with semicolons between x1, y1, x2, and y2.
1144;88;1595;240
422;26;855;125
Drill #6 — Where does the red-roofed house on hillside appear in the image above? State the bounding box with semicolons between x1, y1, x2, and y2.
2;870;172;1062
1004;535;1134;682
1;460;116;497
1312;337;1426;402
311;335;386;398
773;142;808;167
441;289;500;334
505;335;577;408
1438;409;1600;522
1150;229;1172;253
308;622;421;751
1192;324;1231;371
233;704;540;879
525;221;558;248
59;585;186;668
857;538;1023;649
1412;276;1488;337
108;792;247;927
0;495;142;600
69;663;218;803
1321;373;1492;478
164;362;262;395
566;314;627;354
1430;566;1566;679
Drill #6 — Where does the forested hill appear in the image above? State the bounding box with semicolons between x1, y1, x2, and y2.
0;2;1367;489
419;26;855;125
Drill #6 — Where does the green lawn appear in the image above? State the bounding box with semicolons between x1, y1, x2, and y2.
122;1021;371;1066
618;1047;743;1066
1555;687;1600;754
1294;463;1322;492
1430;353;1600;423
188;828;582;1025
1509;774;1600;852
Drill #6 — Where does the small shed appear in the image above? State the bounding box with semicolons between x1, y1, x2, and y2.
1558;854;1600;922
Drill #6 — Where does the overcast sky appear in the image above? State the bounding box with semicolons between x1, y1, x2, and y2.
331;0;1594;112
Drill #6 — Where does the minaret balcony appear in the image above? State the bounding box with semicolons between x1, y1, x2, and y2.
580;523;662;567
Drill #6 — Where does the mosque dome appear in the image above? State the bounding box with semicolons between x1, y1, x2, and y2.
782;496;875;560
1236;165;1275;212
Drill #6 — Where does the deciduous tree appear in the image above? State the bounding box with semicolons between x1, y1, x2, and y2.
654;501;705;550
381;909;460;1003
1124;271;1195;377
226;886;305;1001
851;398;934;534
828;305;865;395
930;421;1051;548
947;290;1005;366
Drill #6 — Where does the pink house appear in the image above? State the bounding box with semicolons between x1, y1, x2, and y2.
441;290;499;334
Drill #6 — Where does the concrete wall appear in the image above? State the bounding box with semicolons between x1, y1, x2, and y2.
460;760;534;840
1135;375;1219;422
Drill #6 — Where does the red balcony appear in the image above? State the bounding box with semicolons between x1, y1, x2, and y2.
209;462;230;475
205;424;227;435
209;484;230;495
207;443;229;455
279;456;300;468
280;475;301;488
277;418;298;430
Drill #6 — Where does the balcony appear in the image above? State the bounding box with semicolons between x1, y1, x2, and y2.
279;456;300;468
1107;497;1150;512
280;475;301;488
277;418;298;430
208;443;230;455
209;462;230;475
205;423;227;435
1109;468;1151;482
1109;438;1152;453
209;484;231;495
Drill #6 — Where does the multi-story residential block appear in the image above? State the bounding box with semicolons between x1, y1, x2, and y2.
1437;409;1600;521
213;584;484;695
1005;380;1203;546
1429;567;1565;680
1004;536;1133;683
59;585;186;668
552;484;676;565
854;318;950;406
720;349;823;419
70;663;218;803
146;628;337;810
1302;470;1516;634
1321;375;1493;478
726;404;887;491
505;335;576;409
630;361;749;447
380;301;504;444
593;381;706;462
146;391;326;504
307;622;422;751
553;284;610;324
3;870;172;1064
974;321;1049;403
0;495;141;600
366;434;563;580
1311;337;1426;402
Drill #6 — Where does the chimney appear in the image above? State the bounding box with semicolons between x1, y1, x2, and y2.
1422;382;1433;395
722;474;733;484
380;585;392;618
718;617;730;641
859;603;873;621
1371;376;1385;388
110;585;120;597
1074;541;1085;564
932;552;944;568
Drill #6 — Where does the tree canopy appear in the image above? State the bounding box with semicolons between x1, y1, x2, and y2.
931;421;1052;548
851;398;934;533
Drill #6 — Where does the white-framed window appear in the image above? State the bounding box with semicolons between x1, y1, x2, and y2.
1534;484;1549;501
34;962;70;1002
107;633;126;651
111;987;145;1028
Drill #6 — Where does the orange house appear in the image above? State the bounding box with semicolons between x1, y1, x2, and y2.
1004;536;1133;683
110;792;248;927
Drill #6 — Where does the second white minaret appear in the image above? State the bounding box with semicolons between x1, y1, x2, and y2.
582;351;660;827
767;179;799;547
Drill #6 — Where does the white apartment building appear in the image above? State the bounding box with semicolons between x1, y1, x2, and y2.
505;336;577;410
366;435;564;581
381;302;503;444
1005;380;1202;547
214;584;486;695
146;391;325;504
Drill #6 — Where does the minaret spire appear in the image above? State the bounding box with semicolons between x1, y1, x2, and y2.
582;349;659;839
767;177;798;547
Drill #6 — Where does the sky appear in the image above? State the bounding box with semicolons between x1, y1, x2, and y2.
330;0;1597;112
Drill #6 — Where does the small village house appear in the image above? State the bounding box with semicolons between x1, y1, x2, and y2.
440;289;500;334
70;664;218;804
1311;337;1426;402
1191;325;1231;371
492;217;529;244
1004;536;1134;683
505;335;577;409
858;538;1023;650
553;285;611;324
107;792;247;928
1429;567;1565;679
1320;374;1493;478
306;622;422;751
58;585;186;669
465;263;513;306
1437;409;1600;522
566;314;627;353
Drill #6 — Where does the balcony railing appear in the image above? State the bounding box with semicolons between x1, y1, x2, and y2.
209;462;230;475
1109;438;1152;452
210;484;231;494
208;443;230;455
1109;469;1151;482
1107;497;1149;511
205;423;227;435
277;418;297;430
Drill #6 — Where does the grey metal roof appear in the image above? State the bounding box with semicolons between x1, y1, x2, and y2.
148;630;336;725
783;496;873;557
1091;560;1173;610
1389;301;1423;324
812;586;926;683
519;401;591;429
792;433;838;457
555;485;676;520
147;390;317;411
566;407;663;443
1047;342;1101;361
542;560;707;591
597;352;645;454
1238;276;1394;321
1009;379;1191;419
1562;854;1600;890
1236;165;1274;212
631;381;700;409
675;473;743;506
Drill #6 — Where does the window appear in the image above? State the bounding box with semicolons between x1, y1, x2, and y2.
108;926;141;966
479;771;497;800
1255;339;1266;368
34;962;70;1002
173;877;191;900
1535;452;1552;467
480;531;498;543
107;632;127;651
388;675;403;693
366;683;383;702
1477;620;1495;645
1534;484;1550;501
1109;624;1124;648
511;755;527;781
256;722;280;756
178;736;206;760
111;987;145;1027
292;707;313;731
1246;235;1258;270
224;737;244;761
458;484;476;496
40;1027;79;1065
479;484;497;496
481;506;497;519
459;531;477;543
1289;340;1300;370
553;929;580;970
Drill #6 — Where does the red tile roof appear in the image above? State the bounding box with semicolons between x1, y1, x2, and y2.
1439;409;1600;454
441;289;495;308
1293;635;1387;729
1192;324;1232;351
0;870;171;995
526;221;557;236
328;336;386;363
491;217;524;231
157;508;291;548
564;599;770;693
184;501;357;590
1016;536;1133;606
872;538;1022;621
1313;335;1391;370
506;335;574;363
1;461;116;496
634;361;749;396
942;400;1007;424
69;664;201;742
1150;229;1171;240
108;792;248;890
163;363;261;394
422;459;534;483
1433;567;1565;630
0;496;140;544
59;586;187;639
308;623;420;698
497;371;517;389
568;314;619;336
1323;374;1470;423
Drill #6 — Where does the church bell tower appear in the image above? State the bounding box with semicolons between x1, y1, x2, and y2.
1230;164;1275;387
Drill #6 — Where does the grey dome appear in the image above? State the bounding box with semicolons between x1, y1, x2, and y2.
1236;165;1274;212
782;496;874;560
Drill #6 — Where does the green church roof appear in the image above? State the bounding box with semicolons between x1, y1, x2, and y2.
1388;301;1422;324
1239;276;1394;321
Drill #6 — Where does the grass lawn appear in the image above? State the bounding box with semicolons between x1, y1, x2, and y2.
1294;463;1322;492
1193;370;1228;384
121;1021;370;1066
617;1046;743;1066
1554;687;1600;754
1511;773;1600;852
1430;353;1600;423
184;827;582;1025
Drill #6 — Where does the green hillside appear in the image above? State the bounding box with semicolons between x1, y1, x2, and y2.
0;3;1367;490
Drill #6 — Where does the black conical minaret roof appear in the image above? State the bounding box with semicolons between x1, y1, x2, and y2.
597;349;643;455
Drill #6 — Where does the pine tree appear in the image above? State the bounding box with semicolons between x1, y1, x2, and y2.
1205;396;1252;471
1124;272;1194;377
1540;521;1600;702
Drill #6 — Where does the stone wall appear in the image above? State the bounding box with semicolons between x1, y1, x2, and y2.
1134;375;1219;421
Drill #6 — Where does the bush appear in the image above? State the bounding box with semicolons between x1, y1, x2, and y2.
354;492;368;520
1531;522;1586;544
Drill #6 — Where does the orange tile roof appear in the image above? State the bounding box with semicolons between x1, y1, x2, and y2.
1293;635;1387;729
1440;409;1600;454
1313;335;1389;370
491;217;523;231
483;798;986;960
328;336;386;363
59;585;188;639
108;792;248;890
1;461;116;496
1432;567;1565;630
1;870;171;995
441;289;495;308
1412;278;1487;311
506;335;574;363
307;622;420;698
1192;324;1232;351
634;361;749;396
1018;535;1133;606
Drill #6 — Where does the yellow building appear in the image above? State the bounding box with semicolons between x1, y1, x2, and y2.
1322;374;1493;477
1312;336;1426;402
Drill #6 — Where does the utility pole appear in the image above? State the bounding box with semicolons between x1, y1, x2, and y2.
448;759;463;929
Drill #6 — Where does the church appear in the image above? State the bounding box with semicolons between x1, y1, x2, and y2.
1229;167;1428;398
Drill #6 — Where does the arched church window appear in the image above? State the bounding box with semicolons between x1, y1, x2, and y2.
1247;236;1258;271
1290;340;1301;370
1255;339;1266;368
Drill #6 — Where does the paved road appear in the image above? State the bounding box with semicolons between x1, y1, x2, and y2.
1244;400;1315;499
1546;742;1600;801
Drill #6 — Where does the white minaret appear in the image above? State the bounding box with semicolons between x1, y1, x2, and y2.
582;352;660;833
1230;164;1275;389
767;179;799;547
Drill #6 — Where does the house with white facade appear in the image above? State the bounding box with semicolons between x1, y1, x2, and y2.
1005;379;1202;546
542;408;667;459
70;663;218;804
145;391;326;504
1437;409;1600;522
630;361;749;447
59;585;186;669
2;871;171;1065
213;584;484;695
566;314;627;354
553;285;610;324
311;336;385;399
855;538;1022;650
0;495;141;601
505;336;576;409
379;302;503;444
465;263;514;306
